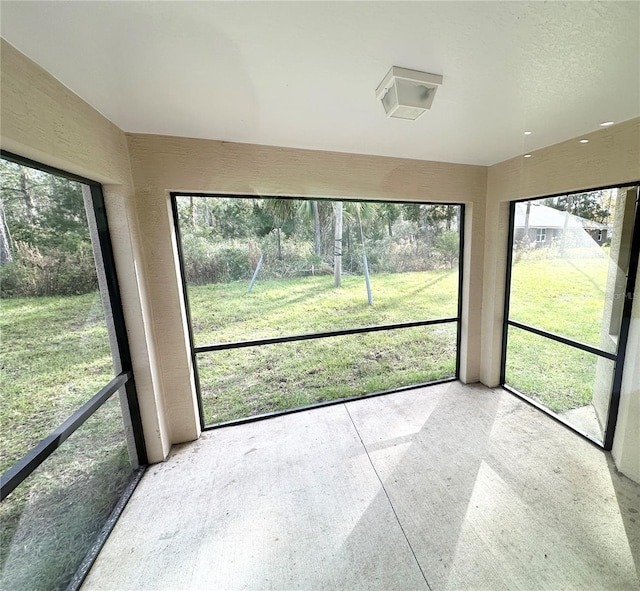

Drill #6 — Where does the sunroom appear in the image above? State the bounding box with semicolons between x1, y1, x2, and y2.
1;2;639;590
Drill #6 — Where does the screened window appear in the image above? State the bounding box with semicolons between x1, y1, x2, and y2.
0;154;145;591
173;195;464;426
502;185;640;448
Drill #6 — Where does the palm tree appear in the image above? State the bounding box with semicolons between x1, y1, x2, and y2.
333;200;376;289
296;200;323;257
333;201;343;286
261;198;297;260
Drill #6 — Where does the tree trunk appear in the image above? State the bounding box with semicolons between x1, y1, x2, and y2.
189;196;196;227
312;201;322;256
19;168;37;220
276;227;282;260
523;201;531;243
333;202;343;287
0;204;12;263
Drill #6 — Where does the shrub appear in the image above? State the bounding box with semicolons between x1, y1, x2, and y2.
181;235;252;285
258;232;319;280
388;239;447;272
177;228;458;287
0;241;97;298
434;230;460;268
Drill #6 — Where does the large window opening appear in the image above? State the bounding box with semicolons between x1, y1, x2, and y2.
172;195;464;426
0;153;146;591
501;185;640;448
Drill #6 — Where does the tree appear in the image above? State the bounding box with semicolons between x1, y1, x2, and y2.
333;201;343;286
312;201;322;256
435;230;460;268
0;203;12;263
296;200;324;257
331;200;377;285
544;191;610;224
0;158;100;297
377;203;400;237
0;159;88;254
400;203;456;245
258;198;297;260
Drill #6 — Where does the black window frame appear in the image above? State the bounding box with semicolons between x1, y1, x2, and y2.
0;151;148;587
171;193;466;430
500;182;640;450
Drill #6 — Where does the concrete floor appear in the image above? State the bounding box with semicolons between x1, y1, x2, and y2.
560;403;603;441
82;382;640;591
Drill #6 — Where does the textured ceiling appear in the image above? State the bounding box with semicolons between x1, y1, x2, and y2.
1;1;639;166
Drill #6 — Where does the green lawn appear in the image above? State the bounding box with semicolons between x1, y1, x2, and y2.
1;260;614;452
508;255;609;346
197;324;457;423
188;270;459;345
0;293;114;473
505;255;612;413
0;294;131;590
187;270;460;423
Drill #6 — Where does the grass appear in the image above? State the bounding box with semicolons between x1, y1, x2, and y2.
188;270;459;345
505;254;612;413
508;255;609;346
198;324;457;423
187;270;460;423
0;395;133;591
505;326;611;413
0;292;114;473
0;293;130;590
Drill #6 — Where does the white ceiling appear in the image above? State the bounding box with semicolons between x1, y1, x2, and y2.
1;1;639;166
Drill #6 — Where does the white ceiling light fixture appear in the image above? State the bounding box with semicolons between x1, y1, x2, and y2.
375;66;443;120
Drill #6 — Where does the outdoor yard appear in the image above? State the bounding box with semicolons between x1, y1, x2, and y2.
188;270;459;345
506;253;611;413
187;270;460;424
1;269;460;469
1;255;612;443
0;294;132;591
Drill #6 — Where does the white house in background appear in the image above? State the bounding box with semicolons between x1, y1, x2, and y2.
514;202;610;248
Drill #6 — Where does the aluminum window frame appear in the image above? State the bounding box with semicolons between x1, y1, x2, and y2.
500;182;640;450
0;151;148;588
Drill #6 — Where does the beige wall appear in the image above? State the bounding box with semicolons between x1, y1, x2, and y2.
487;119;640;203
613;266;640;482
483;118;640;387
0;39;171;462
2;39;639;480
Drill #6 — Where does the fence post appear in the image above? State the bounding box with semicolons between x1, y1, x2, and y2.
247;254;264;293
363;254;373;305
